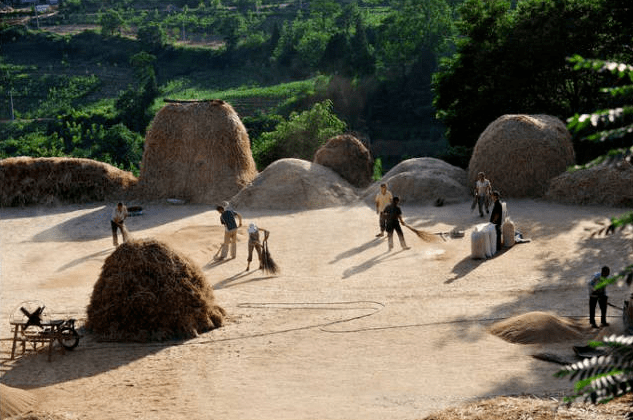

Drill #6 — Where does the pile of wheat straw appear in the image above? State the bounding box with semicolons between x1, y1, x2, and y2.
0;384;37;419
0;157;136;206
314;134;373;188
468;114;575;198
489;311;587;344
86;239;225;341
137;100;257;203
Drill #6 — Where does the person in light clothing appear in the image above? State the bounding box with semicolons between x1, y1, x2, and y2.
246;223;270;271
474;172;492;217
375;183;393;237
111;202;129;247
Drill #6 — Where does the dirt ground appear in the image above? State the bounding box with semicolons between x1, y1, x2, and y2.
1;199;632;419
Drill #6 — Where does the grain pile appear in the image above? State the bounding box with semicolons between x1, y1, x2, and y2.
230;158;359;210
0;157;136;206
468;115;575;197
544;160;633;207
489;311;586;344
0;384;37;419
313;134;373;188
137;100;257;203
86;239;225;341
363;158;469;205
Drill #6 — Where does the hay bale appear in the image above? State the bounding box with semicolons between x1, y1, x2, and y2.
230;158;359;210
544;160;633;207
313;134;373;188
86;239;225;341
0;384;37;419
468;114;575;197
489;311;586;344
137;100;257;203
0;157;137;206
363;158;469;205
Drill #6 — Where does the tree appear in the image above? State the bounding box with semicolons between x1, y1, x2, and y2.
137;21;166;51
100;9;125;37
432;0;632;154
115;52;159;133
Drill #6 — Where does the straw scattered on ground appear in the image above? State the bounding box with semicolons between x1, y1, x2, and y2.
0;384;37;419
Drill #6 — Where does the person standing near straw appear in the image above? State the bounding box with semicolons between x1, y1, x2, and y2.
375;183;393;237
588;266;610;328
216;204;242;260
473;172;492;217
246;223;269;271
383;196;410;251
489;191;502;252
111;202;129;247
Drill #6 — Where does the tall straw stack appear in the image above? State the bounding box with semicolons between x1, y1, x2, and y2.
314;134;373;188
0;157;137;206
137;100;257;203
86;239;225;341
468;114;575;198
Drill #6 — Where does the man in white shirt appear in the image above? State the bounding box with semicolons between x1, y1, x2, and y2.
111;202;129;246
375;183;393;237
474;172;492;217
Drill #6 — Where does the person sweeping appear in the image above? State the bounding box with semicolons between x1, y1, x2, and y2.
383;196;410;252
111;202;129;247
246;223;270;271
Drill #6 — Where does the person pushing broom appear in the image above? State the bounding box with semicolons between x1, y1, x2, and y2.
111;202;129;247
246;223;270;271
383;196;410;252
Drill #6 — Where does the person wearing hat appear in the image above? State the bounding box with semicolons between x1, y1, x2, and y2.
246;223;270;271
489;191;503;251
215;204;242;260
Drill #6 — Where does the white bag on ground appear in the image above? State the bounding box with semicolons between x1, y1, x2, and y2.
503;219;515;248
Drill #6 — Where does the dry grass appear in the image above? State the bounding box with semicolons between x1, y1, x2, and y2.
314;134;373;188
0;157;136;206
86;239;225;341
468;115;575;198
137;100;257;203
422;394;633;420
545;161;633;207
0;384;37;419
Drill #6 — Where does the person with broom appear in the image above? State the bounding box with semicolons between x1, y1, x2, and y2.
215;204;242;260
383;196;410;252
111;202;129;247
246;223;270;271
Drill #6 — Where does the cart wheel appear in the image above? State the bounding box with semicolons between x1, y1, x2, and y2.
59;327;79;350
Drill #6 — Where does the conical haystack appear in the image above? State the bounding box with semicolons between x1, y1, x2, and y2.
86;239;225;341
137;100;257;203
468;115;575;197
0;157;137;206
230;158;359;210
314;134;373;188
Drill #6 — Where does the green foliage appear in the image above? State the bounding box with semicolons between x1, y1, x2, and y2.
100;9;125;37
251;99;346;169
115;51;159;133
137;21;166;51
372;157;383;181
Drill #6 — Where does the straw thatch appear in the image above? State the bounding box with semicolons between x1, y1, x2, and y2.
0;384;37;419
137;100;257;203
314;134;373;188
0;157;137;207
230;158;359;210
363;158;469;205
489;311;586;344
468;115;575;197
544;160;633;207
86;239;225;341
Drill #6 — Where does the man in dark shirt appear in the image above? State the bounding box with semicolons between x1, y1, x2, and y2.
383;196;410;252
216;205;242;260
489;191;503;252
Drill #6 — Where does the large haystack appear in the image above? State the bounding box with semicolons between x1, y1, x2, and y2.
0;384;36;419
489;311;586;344
468;114;575;197
363;158;469;205
314;134;373;188
544;160;633;207
137;100;257;203
86;239;225;341
0;157;136;206
230;158;359;210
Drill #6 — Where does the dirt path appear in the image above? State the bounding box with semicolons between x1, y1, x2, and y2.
1;200;631;419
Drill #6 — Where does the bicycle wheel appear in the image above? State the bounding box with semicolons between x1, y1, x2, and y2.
59;327;79;350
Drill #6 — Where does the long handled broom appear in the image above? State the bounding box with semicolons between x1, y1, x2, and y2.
403;223;438;243
261;240;279;274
